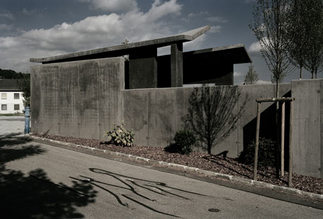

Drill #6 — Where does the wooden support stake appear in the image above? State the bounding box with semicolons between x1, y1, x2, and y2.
281;102;285;176
254;102;261;181
289;101;293;187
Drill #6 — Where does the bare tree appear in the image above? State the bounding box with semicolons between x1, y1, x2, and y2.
244;64;259;84
249;0;291;98
250;0;291;178
186;85;246;155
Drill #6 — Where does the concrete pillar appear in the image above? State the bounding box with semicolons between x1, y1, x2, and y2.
129;48;157;89
171;43;183;87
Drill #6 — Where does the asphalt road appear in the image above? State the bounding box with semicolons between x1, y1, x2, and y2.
1;117;322;218
0;116;24;134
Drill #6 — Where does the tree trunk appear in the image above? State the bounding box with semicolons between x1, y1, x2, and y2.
275;80;279;99
281;102;285;176
275;80;280;178
207;135;212;155
207;141;212;154
299;67;302;79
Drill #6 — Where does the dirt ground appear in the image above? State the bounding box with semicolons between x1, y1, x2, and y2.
35;134;323;195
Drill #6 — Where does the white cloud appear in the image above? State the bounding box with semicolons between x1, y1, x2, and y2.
0;11;14;20
185;11;228;25
78;0;138;12
146;0;182;21
248;41;261;53
0;24;13;31
187;11;208;18
209;25;222;33
22;8;37;16
248;37;270;53
0;0;183;72
184;34;207;51
206;16;228;23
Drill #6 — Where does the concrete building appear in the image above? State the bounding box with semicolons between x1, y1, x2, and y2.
30;26;251;88
30;26;322;178
0;79;24;114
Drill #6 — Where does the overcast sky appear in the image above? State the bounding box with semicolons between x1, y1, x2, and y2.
0;0;314;84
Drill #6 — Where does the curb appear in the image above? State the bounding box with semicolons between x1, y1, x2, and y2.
30;135;323;210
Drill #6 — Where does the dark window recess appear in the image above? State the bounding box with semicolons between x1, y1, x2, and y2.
14;93;20;99
14;104;20;110
1;104;7;111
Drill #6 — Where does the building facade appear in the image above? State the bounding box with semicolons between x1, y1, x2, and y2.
0;79;24;114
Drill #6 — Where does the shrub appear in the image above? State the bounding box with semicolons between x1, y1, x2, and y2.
165;130;196;155
105;124;134;147
238;137;276;167
186;85;245;154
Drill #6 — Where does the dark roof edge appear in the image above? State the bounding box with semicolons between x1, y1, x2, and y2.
0;79;21;91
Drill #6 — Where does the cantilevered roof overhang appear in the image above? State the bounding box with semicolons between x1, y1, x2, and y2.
184;44;252;64
30;25;211;64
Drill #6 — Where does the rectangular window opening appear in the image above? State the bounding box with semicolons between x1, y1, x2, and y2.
14;93;20;99
1;104;7;111
1;93;7;100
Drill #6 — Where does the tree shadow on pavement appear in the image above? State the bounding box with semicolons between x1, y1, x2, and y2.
0;133;97;218
0;133;43;164
0;132;33;147
71;168;210;218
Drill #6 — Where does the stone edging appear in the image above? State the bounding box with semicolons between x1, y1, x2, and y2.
30;135;323;209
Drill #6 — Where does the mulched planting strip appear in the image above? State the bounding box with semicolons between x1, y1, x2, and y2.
34;134;323;195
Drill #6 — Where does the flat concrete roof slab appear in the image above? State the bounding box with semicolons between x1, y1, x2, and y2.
30;26;211;64
162;44;252;64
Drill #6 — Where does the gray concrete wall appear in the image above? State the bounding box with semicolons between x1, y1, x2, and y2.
31;57;125;140
122;84;291;157
123;82;323;178
31;58;323;177
291;79;323;177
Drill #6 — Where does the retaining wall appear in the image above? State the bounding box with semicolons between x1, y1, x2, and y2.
291;80;323;177
122;84;291;156
31;57;322;177
31;57;124;140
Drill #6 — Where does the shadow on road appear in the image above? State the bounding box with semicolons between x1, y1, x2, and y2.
0;133;43;164
0;133;97;218
71;168;209;218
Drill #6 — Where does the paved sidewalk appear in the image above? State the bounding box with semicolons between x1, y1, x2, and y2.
0;116;24;135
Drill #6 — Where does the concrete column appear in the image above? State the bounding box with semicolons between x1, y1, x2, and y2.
171;43;183;87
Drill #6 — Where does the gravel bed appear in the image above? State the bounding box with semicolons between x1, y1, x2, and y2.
35;134;323;194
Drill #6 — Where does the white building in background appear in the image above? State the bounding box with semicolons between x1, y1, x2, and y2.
0;79;24;114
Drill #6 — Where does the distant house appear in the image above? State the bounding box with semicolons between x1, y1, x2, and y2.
0;79;24;114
